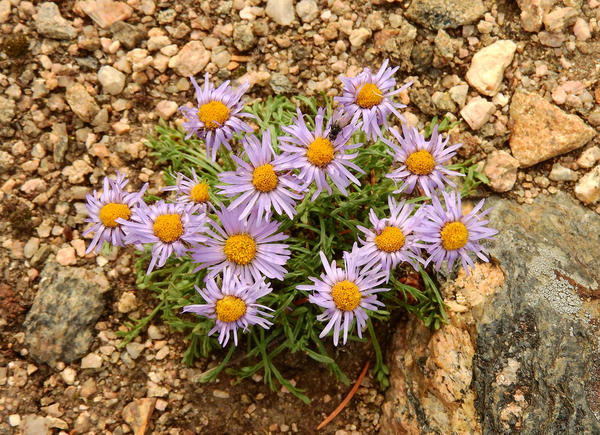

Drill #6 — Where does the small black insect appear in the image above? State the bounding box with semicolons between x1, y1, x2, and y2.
328;123;342;141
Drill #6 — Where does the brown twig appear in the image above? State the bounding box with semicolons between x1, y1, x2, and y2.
316;360;370;431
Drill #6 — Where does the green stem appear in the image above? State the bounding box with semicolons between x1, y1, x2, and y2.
198;344;235;383
367;318;383;373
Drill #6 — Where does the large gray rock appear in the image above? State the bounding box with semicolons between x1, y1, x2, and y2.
35;2;77;40
405;0;486;30
381;192;600;434
24;261;110;366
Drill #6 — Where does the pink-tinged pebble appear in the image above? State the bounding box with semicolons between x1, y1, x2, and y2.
56;246;77;266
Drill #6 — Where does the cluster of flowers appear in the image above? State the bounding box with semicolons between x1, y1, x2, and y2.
84;60;497;348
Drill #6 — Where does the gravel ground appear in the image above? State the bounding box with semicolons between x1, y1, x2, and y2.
1;0;599;433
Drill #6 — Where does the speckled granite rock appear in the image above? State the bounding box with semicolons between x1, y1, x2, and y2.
404;0;486;30
382;192;600;434
24;260;110;366
509;92;595;167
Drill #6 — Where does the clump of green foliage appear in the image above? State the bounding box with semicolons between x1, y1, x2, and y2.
117;95;489;402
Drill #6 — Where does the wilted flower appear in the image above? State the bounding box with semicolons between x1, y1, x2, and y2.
192;204;291;282
386;124;463;197
179;73;254;161
217;131;305;221
335;59;411;141
301;245;388;346
279;107;364;201
182;269;273;347
119;201;207;274
417;191;498;273
83;173;147;254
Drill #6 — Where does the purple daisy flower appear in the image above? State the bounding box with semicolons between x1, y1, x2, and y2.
385;124;464;197
279;107;365;201
83;172;147;254
192;204;291;282
417;191;498;273
334;59;411;141
300;245;389;346
119;200;207;274
357;196;424;281
182;269;273;347
217;131;305;221
179;73;254;161
163;169;211;210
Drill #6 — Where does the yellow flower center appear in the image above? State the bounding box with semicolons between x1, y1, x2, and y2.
252;164;279;192
190;182;210;203
223;234;257;265
374;226;405;253
306;137;334;168
356;83;383;108
216;295;247;323
440;221;469;250
331;280;361;311
99;203;131;228
405;150;436;175
198;100;230;129
153;214;184;243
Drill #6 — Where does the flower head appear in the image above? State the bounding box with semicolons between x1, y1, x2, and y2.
217;131;305;221
119;200;207;274
83;172;147;254
300;245;389;346
357;196;424;280
163;169;211;210
192;204;291;282
385;124;463;197
417;191;498;273
335;59;411;141
179;73;254;161
279;107;364;201
182;269;273;346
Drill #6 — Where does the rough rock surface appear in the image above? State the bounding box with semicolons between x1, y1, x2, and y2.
466;40;516;96
35;2;77;40
65;83;100;123
404;0;486;30
509;91;596;167
168;41;210;77
382;192;600;433
516;0;554;32
266;0;295;26
575;165;600;204
460;96;495;130
23;261;110;366
78;0;133;29
483;150;519;192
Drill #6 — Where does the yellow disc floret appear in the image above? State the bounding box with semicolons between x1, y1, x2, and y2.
440;221;469;250
405;150;436;175
153;214;184;243
331;280;361;311
216;295;247;323
190;182;210;203
306;137;335;168
198;100;230;129
375;226;405;253
252;164;279;192
99;203;131;228
356;83;383;108
224;234;257;265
